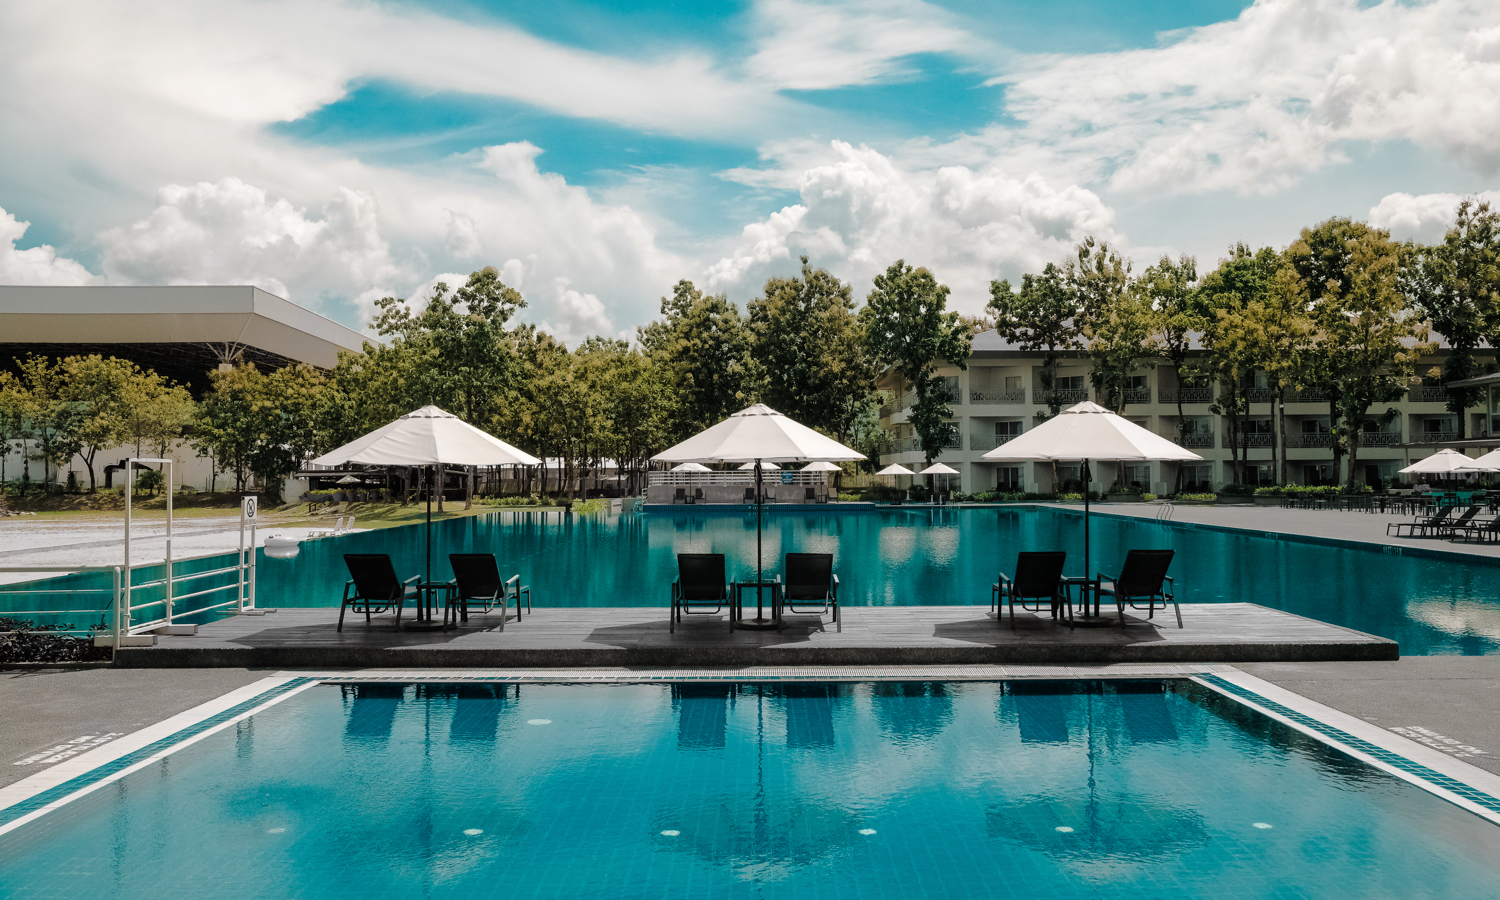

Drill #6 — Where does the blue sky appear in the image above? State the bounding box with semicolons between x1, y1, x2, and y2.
1;0;1497;342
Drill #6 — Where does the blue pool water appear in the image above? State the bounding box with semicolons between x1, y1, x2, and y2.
2;680;1497;899
8;506;1500;654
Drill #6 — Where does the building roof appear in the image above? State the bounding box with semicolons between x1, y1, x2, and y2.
0;285;369;392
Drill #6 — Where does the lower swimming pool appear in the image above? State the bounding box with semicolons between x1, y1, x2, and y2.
2;679;1498;899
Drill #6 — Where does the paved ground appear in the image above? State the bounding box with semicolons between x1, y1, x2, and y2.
0;666;269;789
1079;502;1500;559
1244;657;1500;777
114;603;1395;668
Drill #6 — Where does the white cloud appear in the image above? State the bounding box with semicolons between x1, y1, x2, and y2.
705;141;1118;312
0;207;95;285
979;0;1500;196
745;0;981;91
533;277;627;347
97;178;405;308
1368;190;1500;243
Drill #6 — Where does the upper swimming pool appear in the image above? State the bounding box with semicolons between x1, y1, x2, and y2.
247;506;1500;655
2;678;1497;899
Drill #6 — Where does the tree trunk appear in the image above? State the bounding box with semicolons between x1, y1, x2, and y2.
1277;386;1288;486
1329;395;1344;488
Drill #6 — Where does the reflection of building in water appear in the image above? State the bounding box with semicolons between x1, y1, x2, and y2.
438;683;518;743
1116;681;1178;744
1405;598;1500;652
1002;681;1074;743
342;683;405;743
870;682;954;744
771;683;844;749
672;683;734;750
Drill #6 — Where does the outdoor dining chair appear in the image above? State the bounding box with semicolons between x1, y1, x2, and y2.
1095;549;1180;628
778;552;839;624
446;553;531;630
340;554;419;631
670;553;730;633
992;551;1068;630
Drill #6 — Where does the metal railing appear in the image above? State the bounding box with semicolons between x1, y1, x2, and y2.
1159;386;1213;404
1245;388;1276;403
1416;430;1460;444
1358;431;1403;447
1291;433;1332;448
0;566;121;637
1033;388;1088;405
1173;433;1214;449
1409;385;1448;403
1121;386;1151;405
969;433;1020;453
1236;433;1273;448
1285;388;1328;403
970;389;1027;405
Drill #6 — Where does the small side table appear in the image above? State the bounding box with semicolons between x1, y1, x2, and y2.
733;581;782;630
1061;575;1114;628
406;581;456;631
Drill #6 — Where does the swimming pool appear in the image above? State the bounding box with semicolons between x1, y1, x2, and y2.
8;506;1500;654
2;679;1497;899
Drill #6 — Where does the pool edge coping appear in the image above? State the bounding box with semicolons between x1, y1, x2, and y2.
1192;671;1500;826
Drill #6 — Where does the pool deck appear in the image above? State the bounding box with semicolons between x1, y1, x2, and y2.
111;602;1396;669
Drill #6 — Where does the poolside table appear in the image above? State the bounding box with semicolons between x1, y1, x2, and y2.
408;581;456;630
732;581;782;630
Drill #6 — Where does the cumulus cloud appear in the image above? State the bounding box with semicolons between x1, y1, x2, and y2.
0;207;95;285
97;178;406;307
533;277;627;347
982;0;1500;196
705;141;1117;311
1368;190;1500;243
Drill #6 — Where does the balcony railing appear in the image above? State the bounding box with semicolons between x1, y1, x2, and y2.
1237;433;1273;448
878;435;963;455
1410;385;1447;403
1121;386;1151;405
1159;386;1213;404
1291;433;1332;448
1174;433;1214;449
1358;432;1403;447
970;433;1020;453
970;389;1027;405
1415;431;1459;444
1245;388;1275;403
878;404;894;419
1285;388;1329;403
1033;388;1089;405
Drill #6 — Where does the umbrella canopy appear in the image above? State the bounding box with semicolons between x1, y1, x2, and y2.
738;461;781;471
1463;449;1500;470
982;401;1201;463
801;461;842;472
670;462;712;472
1399;448;1497;474
311;405;540;468
921;463;959;475
335;474;362;484
876;464;916;476
653;403;865;464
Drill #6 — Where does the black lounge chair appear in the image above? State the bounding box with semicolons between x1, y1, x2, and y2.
778;553;839;624
673;487;688;505
671;553;730;633
1387;505;1454;537
743;487;756;504
1452;516;1500;543
340;554;418;631
1430;506;1480;537
992;551;1068;630
446;553;531;630
1096;549;1179;628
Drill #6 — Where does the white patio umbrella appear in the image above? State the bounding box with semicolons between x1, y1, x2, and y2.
738;461;781;470
876;463;915;476
310;406;540;618
1461;449;1500;472
1399;448;1495;474
653;404;864;629
801;461;842;472
920;462;959;500
670;462;712;472
335;474;362;485
983;401;1202;622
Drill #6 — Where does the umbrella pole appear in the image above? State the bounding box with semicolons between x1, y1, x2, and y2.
1083;458;1091;613
426;464;433;620
756;459;764;621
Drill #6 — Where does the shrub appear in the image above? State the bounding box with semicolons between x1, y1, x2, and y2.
864;484;907;503
1142;493;1157;501
1178;492;1217;501
1253;485;1284;496
1217;483;1255;496
836;492;861;502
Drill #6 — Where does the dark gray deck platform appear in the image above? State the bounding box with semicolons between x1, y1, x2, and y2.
114;603;1398;668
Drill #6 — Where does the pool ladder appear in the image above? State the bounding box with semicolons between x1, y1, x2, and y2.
1155;502;1175;522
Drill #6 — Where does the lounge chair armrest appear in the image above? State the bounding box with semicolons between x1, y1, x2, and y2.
998;572;1013;587
403;575;420;585
504;574;521;591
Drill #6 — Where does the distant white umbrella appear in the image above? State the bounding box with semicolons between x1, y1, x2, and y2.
876;463;916;476
738;461;781;471
1399;448;1496;474
670;462;712;472
311;406;541;609
654;404;864;628
984;401;1202;621
335;474;362;484
920;463;959;475
801;461;843;472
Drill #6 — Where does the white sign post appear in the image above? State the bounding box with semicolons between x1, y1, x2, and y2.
238;496;258;612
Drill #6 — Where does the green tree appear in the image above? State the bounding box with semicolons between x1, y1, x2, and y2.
1139;255;1203;440
122;370;194;460
57;355;139;492
2;356;72;490
1403;199;1500;438
193;363;330;498
989;263;1080;416
1292;219;1433;487
638;279;749;439
1200;244;1282;483
863;260;971;465
746;257;877;441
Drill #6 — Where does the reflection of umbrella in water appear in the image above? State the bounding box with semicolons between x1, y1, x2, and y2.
985;792;1208;878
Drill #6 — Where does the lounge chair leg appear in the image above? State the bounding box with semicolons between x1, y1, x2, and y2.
1173;598;1183;629
338;603;346;633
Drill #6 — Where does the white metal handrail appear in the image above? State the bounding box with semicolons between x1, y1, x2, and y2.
0;566;122;638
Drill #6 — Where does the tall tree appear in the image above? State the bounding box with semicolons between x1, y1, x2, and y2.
1200;244;1282;483
989;263;1081;417
1139;255;1204;473
746;257;877;441
57;355;139;492
863;260;971;465
1403;199;1500;438
638;279;749;439
1292;219;1432;487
